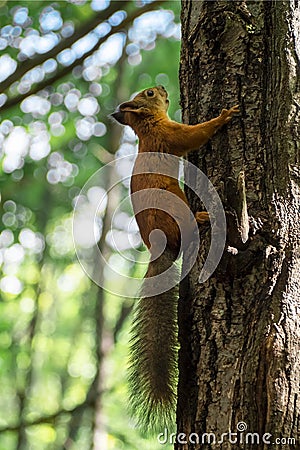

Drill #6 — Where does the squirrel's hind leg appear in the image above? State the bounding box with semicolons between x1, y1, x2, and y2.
195;211;209;224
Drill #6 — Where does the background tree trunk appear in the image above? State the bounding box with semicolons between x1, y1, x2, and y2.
177;1;300;449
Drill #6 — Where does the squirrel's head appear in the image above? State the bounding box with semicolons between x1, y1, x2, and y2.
111;86;169;128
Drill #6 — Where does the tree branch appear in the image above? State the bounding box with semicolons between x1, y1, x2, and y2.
0;0;165;114
0;1;123;93
0;394;101;433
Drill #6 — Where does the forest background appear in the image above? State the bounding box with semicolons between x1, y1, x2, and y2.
0;1;180;449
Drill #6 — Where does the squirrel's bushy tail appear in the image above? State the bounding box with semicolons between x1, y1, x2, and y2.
128;249;179;432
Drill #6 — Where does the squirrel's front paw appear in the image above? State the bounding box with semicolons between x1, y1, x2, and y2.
220;105;240;123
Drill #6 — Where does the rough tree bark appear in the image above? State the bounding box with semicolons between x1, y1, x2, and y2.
177;1;300;449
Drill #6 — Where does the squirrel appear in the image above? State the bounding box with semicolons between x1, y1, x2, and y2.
111;85;239;431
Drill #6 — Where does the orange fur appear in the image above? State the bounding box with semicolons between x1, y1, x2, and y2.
113;85;239;258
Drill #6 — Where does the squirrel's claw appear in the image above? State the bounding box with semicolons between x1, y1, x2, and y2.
220;104;240;123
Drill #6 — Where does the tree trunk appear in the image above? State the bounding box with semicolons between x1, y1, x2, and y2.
177;1;300;449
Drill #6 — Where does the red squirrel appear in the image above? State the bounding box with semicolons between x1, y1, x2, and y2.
112;86;239;431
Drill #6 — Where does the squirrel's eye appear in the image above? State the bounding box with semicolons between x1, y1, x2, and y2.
146;89;154;97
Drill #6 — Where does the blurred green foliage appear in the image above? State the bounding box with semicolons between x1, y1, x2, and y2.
0;1;181;449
